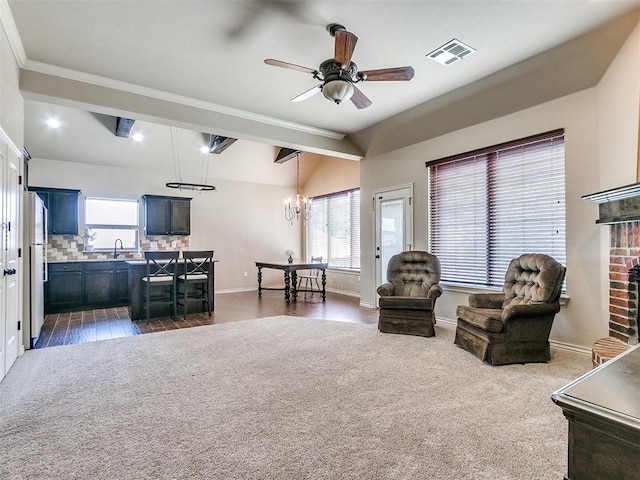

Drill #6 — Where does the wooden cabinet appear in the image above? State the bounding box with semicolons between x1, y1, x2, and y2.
143;194;191;235
552;346;640;479
46;262;84;312
84;262;116;306
115;262;130;304
45;261;129;313
30;186;81;235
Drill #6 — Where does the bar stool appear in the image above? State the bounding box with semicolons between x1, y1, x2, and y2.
177;250;214;319
140;251;180;321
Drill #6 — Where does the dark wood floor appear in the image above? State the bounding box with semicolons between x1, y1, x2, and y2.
35;291;378;349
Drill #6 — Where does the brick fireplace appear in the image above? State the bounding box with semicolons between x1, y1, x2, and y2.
583;183;640;366
608;221;640;345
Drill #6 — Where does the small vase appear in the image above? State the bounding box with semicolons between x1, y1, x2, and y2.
288;255;293;264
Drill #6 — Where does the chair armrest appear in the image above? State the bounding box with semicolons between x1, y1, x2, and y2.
377;282;394;296
468;293;504;309
502;303;561;322
427;284;443;301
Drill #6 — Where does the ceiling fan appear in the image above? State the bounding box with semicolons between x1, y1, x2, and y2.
264;23;414;109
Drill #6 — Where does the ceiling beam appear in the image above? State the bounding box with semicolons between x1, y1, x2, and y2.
19;67;364;161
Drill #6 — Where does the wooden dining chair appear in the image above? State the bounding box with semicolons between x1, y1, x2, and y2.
177;250;214;319
297;256;323;296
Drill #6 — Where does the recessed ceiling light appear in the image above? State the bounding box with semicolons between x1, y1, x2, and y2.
46;118;60;128
131;133;144;142
200;145;209;154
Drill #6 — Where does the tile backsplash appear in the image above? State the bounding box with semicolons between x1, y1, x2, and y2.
46;234;190;262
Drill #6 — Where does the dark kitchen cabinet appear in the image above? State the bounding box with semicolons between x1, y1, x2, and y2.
84;262;116;306
143;194;191;235
46;262;84;313
45;261;130;313
30;186;80;235
115;262;130;304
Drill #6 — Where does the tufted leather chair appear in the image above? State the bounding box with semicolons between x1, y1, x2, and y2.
377;251;443;337
455;253;566;365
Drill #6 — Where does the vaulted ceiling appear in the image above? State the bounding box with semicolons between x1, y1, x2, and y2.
4;1;640;176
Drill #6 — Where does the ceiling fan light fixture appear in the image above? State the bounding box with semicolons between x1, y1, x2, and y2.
322;78;354;105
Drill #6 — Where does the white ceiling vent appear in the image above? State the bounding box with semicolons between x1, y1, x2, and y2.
427;39;476;66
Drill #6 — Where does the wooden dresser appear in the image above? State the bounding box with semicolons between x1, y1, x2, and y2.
552;345;640;480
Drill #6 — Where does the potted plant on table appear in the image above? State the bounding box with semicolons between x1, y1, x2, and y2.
285;249;295;264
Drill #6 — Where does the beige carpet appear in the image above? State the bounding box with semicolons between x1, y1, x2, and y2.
0;316;591;479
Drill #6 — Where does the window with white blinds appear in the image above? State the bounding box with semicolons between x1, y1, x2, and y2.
427;130;566;288
307;189;360;270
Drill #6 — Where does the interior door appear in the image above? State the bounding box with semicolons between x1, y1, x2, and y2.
374;185;413;307
0;144;7;380
3;148;20;376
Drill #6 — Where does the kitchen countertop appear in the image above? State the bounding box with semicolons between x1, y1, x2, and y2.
48;257;140;263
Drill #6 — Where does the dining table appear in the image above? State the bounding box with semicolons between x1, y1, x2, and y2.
255;260;328;303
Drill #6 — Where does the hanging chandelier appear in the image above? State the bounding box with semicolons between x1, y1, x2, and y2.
284;153;311;224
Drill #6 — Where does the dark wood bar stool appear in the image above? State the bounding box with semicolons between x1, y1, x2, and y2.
140;251;180;321
177;250;214;319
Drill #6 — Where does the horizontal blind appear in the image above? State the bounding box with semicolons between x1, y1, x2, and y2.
428;132;565;288
429;156;489;284
307;197;328;262
307;189;360;270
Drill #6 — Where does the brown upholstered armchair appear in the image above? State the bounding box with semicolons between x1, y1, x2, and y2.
377;251;443;337
455;253;566;365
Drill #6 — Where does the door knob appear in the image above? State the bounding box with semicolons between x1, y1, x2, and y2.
3;268;16;276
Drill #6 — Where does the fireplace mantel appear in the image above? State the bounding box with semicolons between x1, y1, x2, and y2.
583;182;640;224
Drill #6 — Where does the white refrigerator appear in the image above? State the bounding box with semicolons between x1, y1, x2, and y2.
24;191;47;349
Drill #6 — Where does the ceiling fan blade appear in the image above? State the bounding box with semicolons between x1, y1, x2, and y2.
334;30;358;66
290;84;322;102
358;66;415;81
264;59;316;75
350;86;372;110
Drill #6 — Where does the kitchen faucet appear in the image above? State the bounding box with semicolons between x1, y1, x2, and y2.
114;238;123;259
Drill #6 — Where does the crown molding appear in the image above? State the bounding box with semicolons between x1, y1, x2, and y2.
21;60;346;141
0;0;26;66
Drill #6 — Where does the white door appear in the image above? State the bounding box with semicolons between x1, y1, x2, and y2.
4;150;20;373
0;144;6;380
374;185;413;307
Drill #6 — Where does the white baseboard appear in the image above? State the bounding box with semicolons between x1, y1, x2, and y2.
549;340;591;356
216;287;258;295
326;287;360;298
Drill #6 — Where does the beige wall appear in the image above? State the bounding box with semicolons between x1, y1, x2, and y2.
359;18;640;350
29;158;301;293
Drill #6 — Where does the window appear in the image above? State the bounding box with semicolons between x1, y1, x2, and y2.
427;129;565;288
307;189;360;270
85;197;139;250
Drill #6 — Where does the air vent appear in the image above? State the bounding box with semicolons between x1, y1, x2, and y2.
426;39;476;66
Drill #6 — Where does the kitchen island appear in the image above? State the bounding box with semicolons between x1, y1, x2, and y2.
127;259;217;320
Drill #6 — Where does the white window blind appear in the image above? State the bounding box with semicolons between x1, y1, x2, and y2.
307;189;360;270
427;130;566;287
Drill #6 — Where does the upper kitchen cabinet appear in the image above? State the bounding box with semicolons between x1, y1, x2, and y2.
29;186;81;235
143;194;192;235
